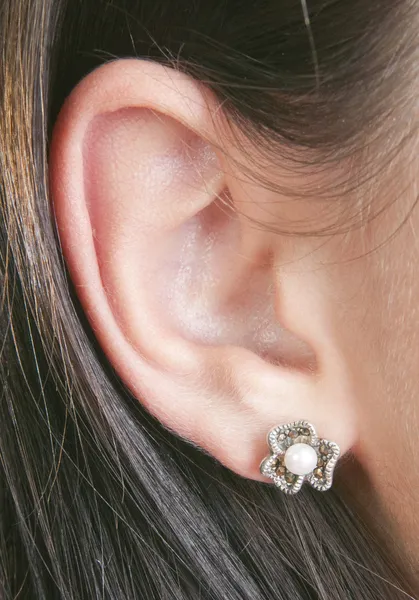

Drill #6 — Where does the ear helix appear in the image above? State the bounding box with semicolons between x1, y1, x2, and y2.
260;420;340;495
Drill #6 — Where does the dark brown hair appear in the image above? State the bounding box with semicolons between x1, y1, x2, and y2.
1;1;417;598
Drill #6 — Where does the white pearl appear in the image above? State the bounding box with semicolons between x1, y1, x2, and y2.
284;443;317;476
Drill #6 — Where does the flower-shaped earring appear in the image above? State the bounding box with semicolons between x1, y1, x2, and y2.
260;420;340;494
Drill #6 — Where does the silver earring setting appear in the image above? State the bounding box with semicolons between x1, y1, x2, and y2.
260;420;340;495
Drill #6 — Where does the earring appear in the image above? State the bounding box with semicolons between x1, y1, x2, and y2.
259;420;340;495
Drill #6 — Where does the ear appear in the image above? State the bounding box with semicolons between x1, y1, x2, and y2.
50;58;357;481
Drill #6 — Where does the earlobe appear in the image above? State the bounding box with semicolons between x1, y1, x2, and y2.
50;58;358;484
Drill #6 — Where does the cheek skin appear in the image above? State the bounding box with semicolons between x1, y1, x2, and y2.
325;185;419;577
219;133;419;570
224;140;419;557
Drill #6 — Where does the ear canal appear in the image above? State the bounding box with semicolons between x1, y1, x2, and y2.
163;200;315;368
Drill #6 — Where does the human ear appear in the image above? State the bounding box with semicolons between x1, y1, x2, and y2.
50;59;357;482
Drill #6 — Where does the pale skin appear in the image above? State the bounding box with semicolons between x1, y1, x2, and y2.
50;59;419;590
